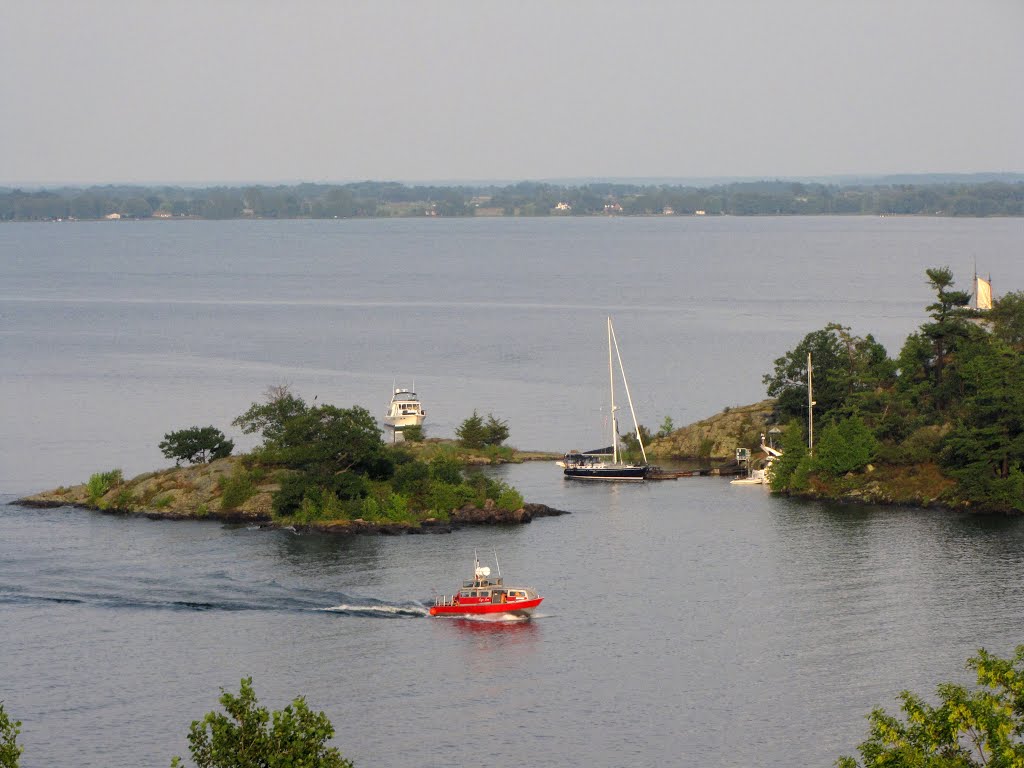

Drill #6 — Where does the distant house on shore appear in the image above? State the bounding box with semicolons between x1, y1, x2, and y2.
104;212;121;220
554;201;572;212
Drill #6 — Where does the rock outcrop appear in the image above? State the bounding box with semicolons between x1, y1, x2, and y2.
647;399;777;459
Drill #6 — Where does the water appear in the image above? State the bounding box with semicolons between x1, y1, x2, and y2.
2;216;1024;767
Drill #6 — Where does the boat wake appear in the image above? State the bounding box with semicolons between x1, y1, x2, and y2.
0;592;280;612
319;601;429;618
1;587;428;617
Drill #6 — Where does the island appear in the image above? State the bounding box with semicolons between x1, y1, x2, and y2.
646;267;1024;515
17;395;567;535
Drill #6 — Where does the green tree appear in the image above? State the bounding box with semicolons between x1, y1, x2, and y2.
657;416;675;438
232;385;308;444
763;323;892;423
171;677;353;768
456;411;487;449
264;405;389;478
0;701;22;768
482;414;510;446
942;339;1024;508
769;421;808;491
160;427;234;466
920;266;973;410
989;291;1024;351
814;415;878;476
621;424;652;458
838;646;1024;768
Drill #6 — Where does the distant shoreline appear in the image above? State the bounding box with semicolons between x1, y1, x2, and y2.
3;176;1021;221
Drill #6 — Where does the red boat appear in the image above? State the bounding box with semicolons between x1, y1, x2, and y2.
429;554;543;618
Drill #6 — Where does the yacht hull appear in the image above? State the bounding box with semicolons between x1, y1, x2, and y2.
564;466;649;481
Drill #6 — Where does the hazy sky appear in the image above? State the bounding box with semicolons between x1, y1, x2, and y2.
3;1;1022;185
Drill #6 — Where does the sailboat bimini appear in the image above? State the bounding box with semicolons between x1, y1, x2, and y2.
562;317;651;481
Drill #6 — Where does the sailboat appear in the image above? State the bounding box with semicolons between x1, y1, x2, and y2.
972;267;993;311
563;317;651;481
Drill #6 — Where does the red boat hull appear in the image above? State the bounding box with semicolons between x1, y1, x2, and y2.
429;597;543;617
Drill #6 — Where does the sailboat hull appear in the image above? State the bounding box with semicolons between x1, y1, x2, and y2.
564;465;649;481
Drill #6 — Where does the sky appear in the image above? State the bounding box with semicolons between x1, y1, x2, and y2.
3;0;1023;186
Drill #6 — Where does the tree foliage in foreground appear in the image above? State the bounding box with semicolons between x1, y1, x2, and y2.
160;426;234;466
0;702;22;768
838;646;1024;768
171;677;353;768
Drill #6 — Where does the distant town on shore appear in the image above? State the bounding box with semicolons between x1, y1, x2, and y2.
2;174;1023;221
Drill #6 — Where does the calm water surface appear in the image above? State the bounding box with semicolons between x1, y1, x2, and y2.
2;217;1024;767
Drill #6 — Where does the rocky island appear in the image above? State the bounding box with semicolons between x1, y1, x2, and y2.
18;453;569;535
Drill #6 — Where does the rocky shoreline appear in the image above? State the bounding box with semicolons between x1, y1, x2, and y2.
15;495;569;534
13;455;570;536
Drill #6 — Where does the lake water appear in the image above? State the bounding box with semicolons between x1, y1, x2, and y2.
3;216;1024;767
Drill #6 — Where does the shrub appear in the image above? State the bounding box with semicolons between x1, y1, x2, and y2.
392;460;431;496
402;424;425;442
423;481;460;517
892;428;946;462
769;423;807;491
696;436;715;459
814;415;878;476
483;444;515;464
357;487;412;523
949;462;1024;512
496;486;525;511
112;488;135;510
218;470;256;510
272;474;309;518
788;455;815;492
87;469;123;505
429;456;463;486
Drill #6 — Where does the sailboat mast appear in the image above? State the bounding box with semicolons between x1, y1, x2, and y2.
608;316;618;464
807;352;815;456
609;318;648;464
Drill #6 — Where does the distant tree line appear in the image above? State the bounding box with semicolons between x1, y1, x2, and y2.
1;178;1022;221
